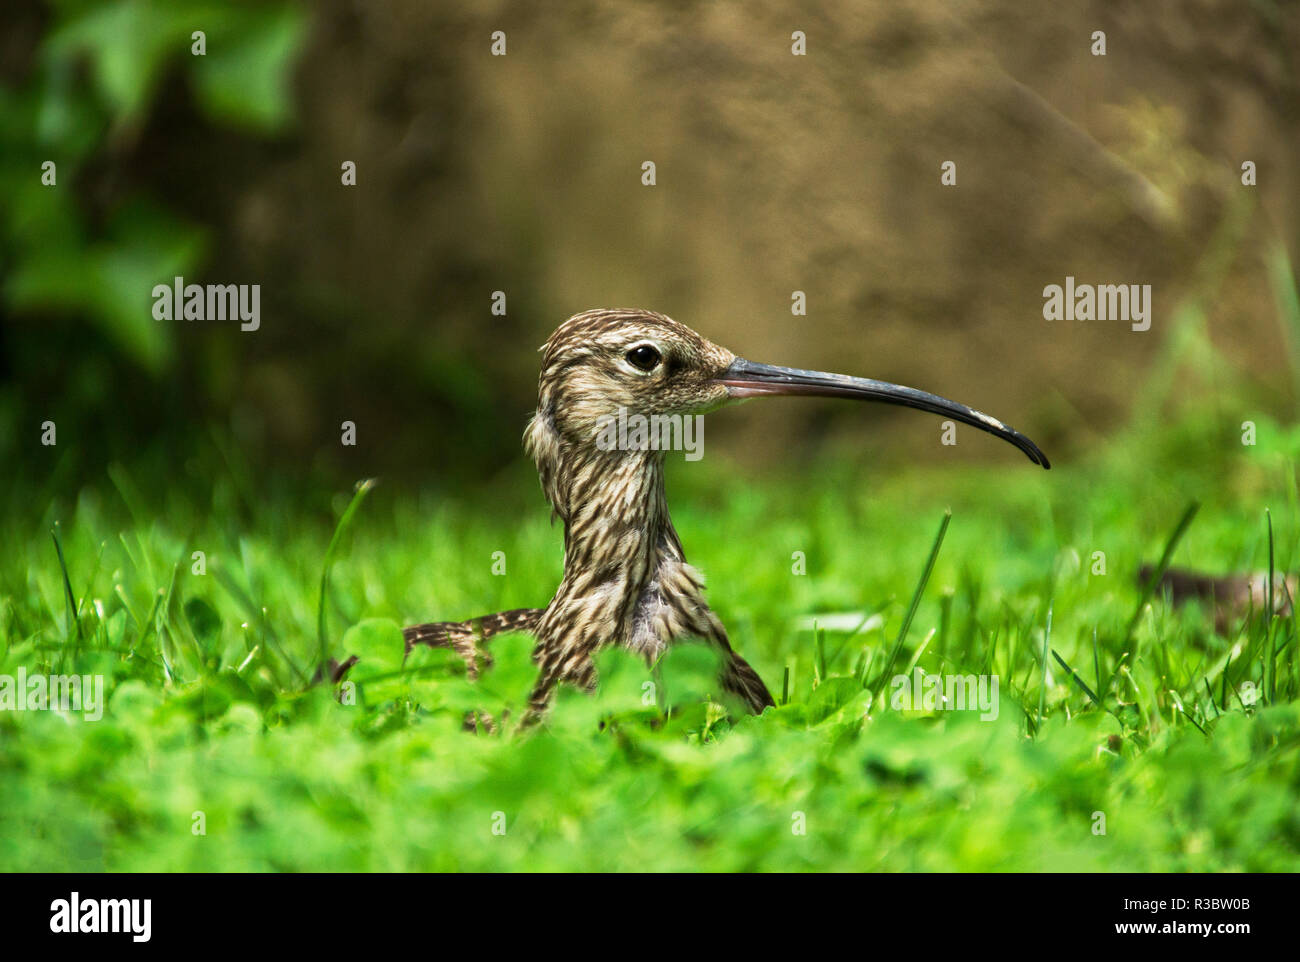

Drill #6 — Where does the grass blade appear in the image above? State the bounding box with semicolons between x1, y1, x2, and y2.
875;510;951;697
1204;677;1221;718
50;523;83;646
1036;605;1052;734
1266;508;1276;704
318;478;377;673
1052;647;1102;708
812;620;826;684
1124;501;1200;644
1092;627;1105;699
903;627;937;677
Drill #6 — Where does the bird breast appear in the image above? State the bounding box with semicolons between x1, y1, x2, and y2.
626;558;717;659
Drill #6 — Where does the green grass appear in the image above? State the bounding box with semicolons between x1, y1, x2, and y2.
3;418;1300;871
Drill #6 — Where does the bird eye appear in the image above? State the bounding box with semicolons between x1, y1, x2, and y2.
626;344;662;372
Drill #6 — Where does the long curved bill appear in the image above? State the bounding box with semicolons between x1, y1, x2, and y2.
715;358;1050;469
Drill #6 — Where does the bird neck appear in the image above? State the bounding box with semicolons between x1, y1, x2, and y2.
558;446;678;584
543;449;691;652
525;406;690;644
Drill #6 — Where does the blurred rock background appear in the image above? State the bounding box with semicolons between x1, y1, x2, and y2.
2;0;1298;487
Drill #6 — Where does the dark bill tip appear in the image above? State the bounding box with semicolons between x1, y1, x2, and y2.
715;357;1050;469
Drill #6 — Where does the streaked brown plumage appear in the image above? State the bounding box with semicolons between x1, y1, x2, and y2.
405;309;1048;725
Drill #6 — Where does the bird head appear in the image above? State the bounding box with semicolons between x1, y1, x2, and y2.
533;310;735;440
528;308;1049;468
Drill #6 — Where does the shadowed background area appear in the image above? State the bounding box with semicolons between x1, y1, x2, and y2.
2;0;1298;488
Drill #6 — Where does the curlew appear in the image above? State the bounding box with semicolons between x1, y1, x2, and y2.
404;309;1049;724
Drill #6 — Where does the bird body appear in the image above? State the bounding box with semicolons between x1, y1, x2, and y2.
405;309;1048;724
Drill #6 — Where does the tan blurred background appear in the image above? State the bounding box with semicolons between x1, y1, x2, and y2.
5;0;1298;481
